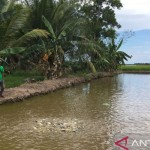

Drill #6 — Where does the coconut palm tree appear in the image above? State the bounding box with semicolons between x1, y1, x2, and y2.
0;1;79;74
0;0;128;75
5;0;101;77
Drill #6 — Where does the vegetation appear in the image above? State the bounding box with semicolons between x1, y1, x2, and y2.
119;65;150;71
4;69;44;88
0;0;131;83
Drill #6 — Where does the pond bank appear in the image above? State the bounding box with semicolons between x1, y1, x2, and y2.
119;70;150;74
0;72;115;105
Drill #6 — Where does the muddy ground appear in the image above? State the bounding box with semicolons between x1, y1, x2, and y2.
0;72;114;105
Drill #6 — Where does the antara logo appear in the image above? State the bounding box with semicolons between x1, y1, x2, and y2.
115;136;129;150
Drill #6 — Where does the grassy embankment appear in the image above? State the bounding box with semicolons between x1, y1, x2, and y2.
119;65;150;72
4;69;90;88
4;69;113;89
4;70;45;88
6;65;150;88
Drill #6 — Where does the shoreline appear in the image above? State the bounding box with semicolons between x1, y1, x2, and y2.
119;71;150;74
0;72;115;105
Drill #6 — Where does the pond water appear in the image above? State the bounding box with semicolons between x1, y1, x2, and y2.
0;74;150;150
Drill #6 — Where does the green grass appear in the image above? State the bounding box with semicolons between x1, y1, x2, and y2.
4;70;45;88
119;65;150;71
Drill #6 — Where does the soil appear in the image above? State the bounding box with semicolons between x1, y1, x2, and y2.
0;72;114;105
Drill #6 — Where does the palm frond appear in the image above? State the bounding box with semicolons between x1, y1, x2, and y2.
42;15;56;39
52;2;71;24
57;18;85;40
116;39;123;50
118;51;132;58
0;47;26;56
76;40;102;58
1;0;15;13
14;29;50;46
5;8;31;36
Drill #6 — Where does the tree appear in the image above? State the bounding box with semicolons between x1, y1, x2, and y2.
106;38;132;70
0;0;132;75
71;0;124;71
79;0;122;40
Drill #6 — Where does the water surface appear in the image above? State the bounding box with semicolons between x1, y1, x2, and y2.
0;74;150;150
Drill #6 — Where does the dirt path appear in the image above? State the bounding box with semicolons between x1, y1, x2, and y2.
0;72;114;105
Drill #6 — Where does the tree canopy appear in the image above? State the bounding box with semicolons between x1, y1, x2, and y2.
0;0;131;78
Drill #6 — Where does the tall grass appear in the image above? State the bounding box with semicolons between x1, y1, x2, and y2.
4;70;45;88
119;65;150;71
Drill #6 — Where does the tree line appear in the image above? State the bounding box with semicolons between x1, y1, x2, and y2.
0;0;131;78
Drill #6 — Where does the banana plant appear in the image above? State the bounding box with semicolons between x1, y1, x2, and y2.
107;38;131;70
0;0;103;76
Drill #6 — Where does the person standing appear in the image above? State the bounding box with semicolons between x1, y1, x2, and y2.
0;61;4;97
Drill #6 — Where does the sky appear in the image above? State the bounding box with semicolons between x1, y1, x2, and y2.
115;0;150;64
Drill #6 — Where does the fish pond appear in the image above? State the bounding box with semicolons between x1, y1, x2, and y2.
0;74;150;150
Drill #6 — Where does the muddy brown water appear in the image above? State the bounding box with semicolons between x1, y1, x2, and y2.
0;74;150;150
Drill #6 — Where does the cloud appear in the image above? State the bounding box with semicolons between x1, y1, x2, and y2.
118;0;150;14
116;0;150;31
116;1;150;63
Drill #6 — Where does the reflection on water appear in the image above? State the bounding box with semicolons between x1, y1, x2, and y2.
0;74;150;149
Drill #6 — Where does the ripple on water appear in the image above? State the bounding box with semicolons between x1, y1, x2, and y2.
0;74;150;149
